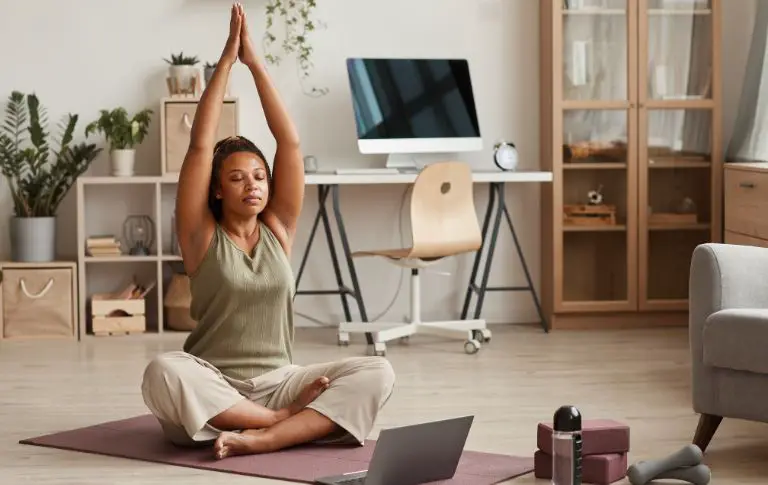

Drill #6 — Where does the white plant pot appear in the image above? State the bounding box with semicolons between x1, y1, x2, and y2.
111;149;135;177
168;65;199;95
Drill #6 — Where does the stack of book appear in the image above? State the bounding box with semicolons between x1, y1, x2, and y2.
86;235;122;257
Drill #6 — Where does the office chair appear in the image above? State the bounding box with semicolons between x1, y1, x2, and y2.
338;161;490;356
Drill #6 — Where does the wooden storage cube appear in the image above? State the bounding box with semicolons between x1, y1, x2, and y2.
163;99;238;174
91;294;146;336
563;231;628;303
647;229;710;301
1;265;76;340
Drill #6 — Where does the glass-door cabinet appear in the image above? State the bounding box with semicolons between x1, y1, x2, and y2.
539;0;722;329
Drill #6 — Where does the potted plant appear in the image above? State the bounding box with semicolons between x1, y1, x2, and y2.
164;51;200;96
0;91;102;262
204;61;217;87
85;107;153;176
263;0;328;97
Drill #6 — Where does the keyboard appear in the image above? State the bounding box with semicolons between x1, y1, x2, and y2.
334;168;400;175
334;477;366;485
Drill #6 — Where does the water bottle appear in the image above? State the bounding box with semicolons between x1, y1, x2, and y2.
552;405;582;485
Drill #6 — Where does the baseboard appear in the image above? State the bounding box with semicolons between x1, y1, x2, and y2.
549;311;688;330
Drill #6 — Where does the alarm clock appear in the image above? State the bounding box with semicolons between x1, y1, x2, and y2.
493;140;519;171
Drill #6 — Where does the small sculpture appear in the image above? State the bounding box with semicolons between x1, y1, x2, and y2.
588;185;604;205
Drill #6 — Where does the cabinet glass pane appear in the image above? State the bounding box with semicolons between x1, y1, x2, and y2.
562;0;628;101
563;231;628;302
562;108;629;304
563;109;628;166
646;108;712;302
646;0;713;100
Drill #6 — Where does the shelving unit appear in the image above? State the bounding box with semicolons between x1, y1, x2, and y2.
74;96;240;338
75;175;184;338
539;0;722;329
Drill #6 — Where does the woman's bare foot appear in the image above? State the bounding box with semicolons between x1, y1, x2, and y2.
288;376;330;415
214;430;268;459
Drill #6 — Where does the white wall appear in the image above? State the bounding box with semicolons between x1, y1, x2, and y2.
0;0;757;327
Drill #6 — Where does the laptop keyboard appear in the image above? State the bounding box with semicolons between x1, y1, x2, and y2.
335;477;366;485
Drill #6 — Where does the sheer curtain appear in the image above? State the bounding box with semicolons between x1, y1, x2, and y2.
727;2;768;163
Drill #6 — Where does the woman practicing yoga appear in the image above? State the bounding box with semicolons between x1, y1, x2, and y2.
141;3;395;460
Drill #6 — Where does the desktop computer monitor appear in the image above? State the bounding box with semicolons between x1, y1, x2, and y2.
345;58;482;170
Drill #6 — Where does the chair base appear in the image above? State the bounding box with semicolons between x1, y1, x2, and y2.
338;319;490;356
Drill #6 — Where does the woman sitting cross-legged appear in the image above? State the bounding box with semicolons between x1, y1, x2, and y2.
140;3;395;460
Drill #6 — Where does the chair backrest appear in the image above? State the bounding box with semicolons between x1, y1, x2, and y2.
408;161;482;259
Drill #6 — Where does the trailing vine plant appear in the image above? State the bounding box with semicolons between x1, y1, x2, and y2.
263;0;328;97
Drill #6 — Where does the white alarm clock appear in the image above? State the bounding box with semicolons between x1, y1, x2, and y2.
493;140;519;171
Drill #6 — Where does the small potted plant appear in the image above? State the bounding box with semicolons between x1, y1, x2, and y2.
204;61;217;87
85;108;153;177
164;51;200;96
0;91;102;262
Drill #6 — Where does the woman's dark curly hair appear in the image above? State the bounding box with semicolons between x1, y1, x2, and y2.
208;136;271;221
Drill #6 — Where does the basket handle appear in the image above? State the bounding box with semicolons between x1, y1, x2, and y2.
182;113;193;130
20;278;54;299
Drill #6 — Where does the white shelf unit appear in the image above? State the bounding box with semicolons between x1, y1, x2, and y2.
76;175;183;338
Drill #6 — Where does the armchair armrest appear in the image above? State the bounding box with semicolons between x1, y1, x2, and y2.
690;242;768;371
690;243;768;330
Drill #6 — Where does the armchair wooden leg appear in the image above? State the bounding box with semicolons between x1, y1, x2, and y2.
693;413;722;452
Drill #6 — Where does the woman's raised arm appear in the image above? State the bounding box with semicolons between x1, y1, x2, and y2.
239;10;304;255
176;3;242;275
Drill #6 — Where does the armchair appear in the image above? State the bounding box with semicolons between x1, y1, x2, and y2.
689;243;768;452
337;161;490;357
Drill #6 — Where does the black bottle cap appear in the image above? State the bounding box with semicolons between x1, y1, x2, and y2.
554;405;582;432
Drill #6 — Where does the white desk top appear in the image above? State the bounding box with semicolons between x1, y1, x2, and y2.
304;169;553;185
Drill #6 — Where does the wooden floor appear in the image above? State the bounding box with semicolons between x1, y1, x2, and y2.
2;324;767;484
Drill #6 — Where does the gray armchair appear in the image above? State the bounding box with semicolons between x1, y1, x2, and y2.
689;243;768;452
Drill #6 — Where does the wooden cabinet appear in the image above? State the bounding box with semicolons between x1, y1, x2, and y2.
539;0;722;329
724;163;768;247
160;97;239;174
0;262;78;340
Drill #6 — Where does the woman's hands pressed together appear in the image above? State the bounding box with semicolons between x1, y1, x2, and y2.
220;3;244;68
238;8;261;68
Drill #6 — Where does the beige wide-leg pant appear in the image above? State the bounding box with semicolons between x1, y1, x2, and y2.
141;351;396;447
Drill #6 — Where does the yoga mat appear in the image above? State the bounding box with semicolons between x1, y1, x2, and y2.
20;415;534;484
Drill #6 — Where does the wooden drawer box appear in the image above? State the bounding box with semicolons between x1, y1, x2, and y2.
724;163;768;243
91;294;146;336
161;97;239;174
0;262;77;340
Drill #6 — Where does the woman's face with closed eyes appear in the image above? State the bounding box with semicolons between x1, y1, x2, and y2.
215;151;270;218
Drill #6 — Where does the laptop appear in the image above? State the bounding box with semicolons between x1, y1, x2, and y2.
314;415;474;485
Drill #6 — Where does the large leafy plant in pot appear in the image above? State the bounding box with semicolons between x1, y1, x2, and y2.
85;108;152;177
0;91;102;262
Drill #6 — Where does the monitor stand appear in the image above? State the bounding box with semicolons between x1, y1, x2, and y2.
384;153;448;172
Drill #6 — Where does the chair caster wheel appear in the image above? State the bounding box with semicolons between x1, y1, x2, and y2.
464;339;481;354
473;329;491;343
369;342;387;357
337;332;350;346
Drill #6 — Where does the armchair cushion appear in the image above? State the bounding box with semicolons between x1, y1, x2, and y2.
703;308;768;374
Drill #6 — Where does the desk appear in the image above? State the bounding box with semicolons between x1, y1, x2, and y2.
294;169;554;343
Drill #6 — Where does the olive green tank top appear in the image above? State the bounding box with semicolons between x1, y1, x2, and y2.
183;221;295;381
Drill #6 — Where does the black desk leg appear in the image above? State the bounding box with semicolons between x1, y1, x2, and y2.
294;184;373;345
461;182;549;332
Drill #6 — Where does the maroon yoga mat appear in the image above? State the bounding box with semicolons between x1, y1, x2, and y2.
20;415;534;484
